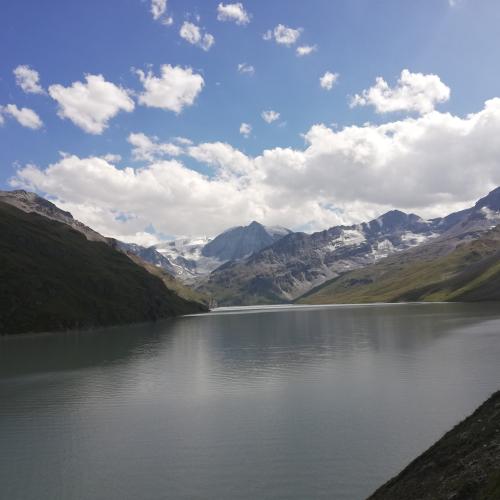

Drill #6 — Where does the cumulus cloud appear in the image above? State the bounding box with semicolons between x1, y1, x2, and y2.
150;0;173;24
48;74;134;134
261;110;280;123
1;104;43;129
13;65;44;94
263;24;302;46
237;63;255;75
179;22;215;51
102;154;122;163
136;64;204;113
319;71;339;90
217;2;251;25
351;69;450;115
11;97;500;239
128;132;182;161
296;45;317;57
240;122;252;137
188;142;254;177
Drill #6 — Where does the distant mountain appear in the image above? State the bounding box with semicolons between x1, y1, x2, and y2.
299;224;500;304
153;222;293;281
0;201;206;335
199;210;441;305
200;188;500;306
114;240;179;276
202;221;292;261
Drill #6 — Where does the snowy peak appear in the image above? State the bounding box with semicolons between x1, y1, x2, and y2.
202;221;292;261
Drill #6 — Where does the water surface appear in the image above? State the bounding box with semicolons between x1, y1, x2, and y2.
1;303;500;499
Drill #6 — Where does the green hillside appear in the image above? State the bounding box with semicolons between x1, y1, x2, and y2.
0;202;206;335
299;226;500;305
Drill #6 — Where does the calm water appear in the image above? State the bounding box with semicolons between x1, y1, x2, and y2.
1;303;500;500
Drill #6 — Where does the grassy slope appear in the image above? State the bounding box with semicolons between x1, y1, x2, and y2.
0;202;206;335
369;391;500;499
299;227;500;304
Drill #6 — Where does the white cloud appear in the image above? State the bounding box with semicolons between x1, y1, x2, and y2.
179;22;215;51
296;45;317;57
2;104;43;129
48;74;134;134
12;98;500;239
150;0;173;24
351;69;450;115
263;24;302;46
217;3;251;25
128;132;182;161
188;142;254;177
237;63;255;75
240;122;252;137
13;65;44;94
261;110;280;123
320;71;339;90
102;154;122;163
174;136;193;145
136;64;204;113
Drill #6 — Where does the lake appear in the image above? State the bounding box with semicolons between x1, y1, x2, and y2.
1;303;500;500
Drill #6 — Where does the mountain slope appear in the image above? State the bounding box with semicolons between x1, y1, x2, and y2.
299;225;500;304
369;390;500;500
0;189;106;242
0;202;206;335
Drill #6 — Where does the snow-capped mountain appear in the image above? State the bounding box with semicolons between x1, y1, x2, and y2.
200;188;500;305
202;221;293;261
153;222;293;281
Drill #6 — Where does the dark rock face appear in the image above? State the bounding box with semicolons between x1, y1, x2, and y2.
475;186;500;211
369;391;500;500
202;221;292;261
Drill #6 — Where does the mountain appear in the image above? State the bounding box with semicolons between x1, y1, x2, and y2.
299;225;500;304
199;210;441;305
154;236;219;281
154;222;292;282
0;201;206;335
200;188;500;306
0;189;105;242
114;240;179;276
0;189;190;284
202;221;292;261
299;188;500;305
369;390;500;499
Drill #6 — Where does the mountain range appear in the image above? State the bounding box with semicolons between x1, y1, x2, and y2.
198;187;500;305
2;186;500;323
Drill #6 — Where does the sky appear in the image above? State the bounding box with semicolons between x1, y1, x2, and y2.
2;0;500;244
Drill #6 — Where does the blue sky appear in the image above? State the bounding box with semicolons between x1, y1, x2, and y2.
2;0;500;242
